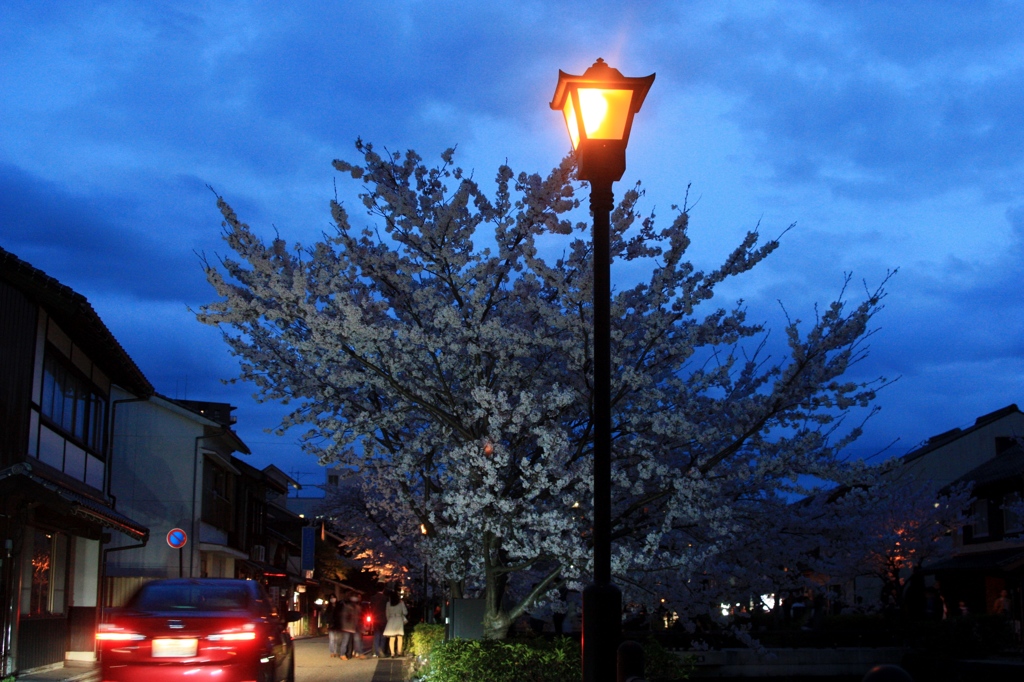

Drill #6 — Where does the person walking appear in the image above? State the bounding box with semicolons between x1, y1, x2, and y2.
383;590;408;657
324;595;343;658
994;589;1011;616
369;586;389;657
339;595;365;659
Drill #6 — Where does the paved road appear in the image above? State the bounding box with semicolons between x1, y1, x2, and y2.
293;636;410;682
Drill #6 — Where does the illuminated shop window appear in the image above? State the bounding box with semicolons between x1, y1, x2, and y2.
21;530;68;616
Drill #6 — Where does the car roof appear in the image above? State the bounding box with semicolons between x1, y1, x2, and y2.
141;578;255;587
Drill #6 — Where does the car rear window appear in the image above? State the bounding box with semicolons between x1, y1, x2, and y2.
130;584;252;612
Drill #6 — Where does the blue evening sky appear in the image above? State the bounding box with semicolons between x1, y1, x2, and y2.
2;1;1022;487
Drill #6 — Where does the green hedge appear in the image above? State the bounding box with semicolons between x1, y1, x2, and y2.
421;637;580;682
418;636;690;682
642;638;693;681
410;623;446;661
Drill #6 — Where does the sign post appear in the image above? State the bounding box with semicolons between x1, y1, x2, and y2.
167;528;188;578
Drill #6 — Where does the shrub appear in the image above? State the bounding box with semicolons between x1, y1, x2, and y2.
409;623;447;678
421;637;580;682
410;623;446;659
642;638;693;681
419;635;692;682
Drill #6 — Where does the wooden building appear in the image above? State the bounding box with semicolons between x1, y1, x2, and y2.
0;246;150;673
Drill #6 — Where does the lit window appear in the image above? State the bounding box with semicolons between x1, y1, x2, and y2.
21;530;68;616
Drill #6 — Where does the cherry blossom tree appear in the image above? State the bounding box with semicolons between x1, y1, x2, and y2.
841;471;971;611
315;473;413;589
198;141;892;639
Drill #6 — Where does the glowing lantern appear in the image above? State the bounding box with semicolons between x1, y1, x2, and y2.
550;58;655;182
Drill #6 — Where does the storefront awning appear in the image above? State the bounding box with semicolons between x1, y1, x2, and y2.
0;462;149;541
198;541;249;560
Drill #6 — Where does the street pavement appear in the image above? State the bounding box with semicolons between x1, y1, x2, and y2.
293;635;411;682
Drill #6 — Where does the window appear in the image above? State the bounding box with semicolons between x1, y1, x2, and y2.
34;343;109;489
972;498;990;539
21;530;68;616
1004;493;1023;534
327;474;339;486
202;458;234;531
40;349;106;453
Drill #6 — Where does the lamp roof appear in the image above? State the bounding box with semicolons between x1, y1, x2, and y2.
549;58;655;113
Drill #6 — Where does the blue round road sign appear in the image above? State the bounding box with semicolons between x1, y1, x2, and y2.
167;528;188;549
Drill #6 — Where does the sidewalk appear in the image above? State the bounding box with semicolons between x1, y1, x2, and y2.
15;662;98;682
293;636;412;682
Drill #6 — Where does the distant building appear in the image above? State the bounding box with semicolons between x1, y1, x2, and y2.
902;404;1024;493
104;397;251;599
0;245;337;673
902;405;1024;620
105;398;318;637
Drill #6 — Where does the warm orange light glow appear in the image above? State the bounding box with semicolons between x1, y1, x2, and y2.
563;96;580;149
562;88;634;150
420;523;428;535
578;88;632;140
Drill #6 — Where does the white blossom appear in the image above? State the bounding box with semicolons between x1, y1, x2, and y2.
198;142;898;638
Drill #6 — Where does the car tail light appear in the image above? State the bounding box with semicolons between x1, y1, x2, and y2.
207;623;257;641
96;623;145;642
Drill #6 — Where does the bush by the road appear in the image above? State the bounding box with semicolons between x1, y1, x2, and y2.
409;623;446;677
417;635;690;682
420;637;580;682
410;623;446;658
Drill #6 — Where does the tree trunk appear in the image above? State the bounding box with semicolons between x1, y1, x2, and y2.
482;609;512;640
482;532;512;639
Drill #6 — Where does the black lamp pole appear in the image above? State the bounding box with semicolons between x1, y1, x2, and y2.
582;170;620;682
550;59;655;682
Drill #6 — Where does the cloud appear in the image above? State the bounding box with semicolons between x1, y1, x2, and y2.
2;0;1022;475
666;1;1024;202
0;162;214;302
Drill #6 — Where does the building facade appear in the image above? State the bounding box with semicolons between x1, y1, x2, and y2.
103;397;250;604
0;247;150;673
902;405;1024;621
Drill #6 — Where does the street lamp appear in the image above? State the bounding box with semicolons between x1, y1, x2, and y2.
550;59;655;682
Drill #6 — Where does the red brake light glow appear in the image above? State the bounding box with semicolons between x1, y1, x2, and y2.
208;623;258;641
96;624;145;642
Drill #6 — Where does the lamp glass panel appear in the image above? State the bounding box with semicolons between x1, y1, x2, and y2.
577;88;633;140
562;96;581;150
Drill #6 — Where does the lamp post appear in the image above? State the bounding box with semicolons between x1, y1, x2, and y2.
421;523;430;623
550;59;654;682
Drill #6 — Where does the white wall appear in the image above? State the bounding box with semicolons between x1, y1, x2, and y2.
903;411;1024;493
107;389;205;579
73;537;99;606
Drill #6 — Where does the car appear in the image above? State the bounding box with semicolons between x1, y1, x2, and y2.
97;578;301;682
